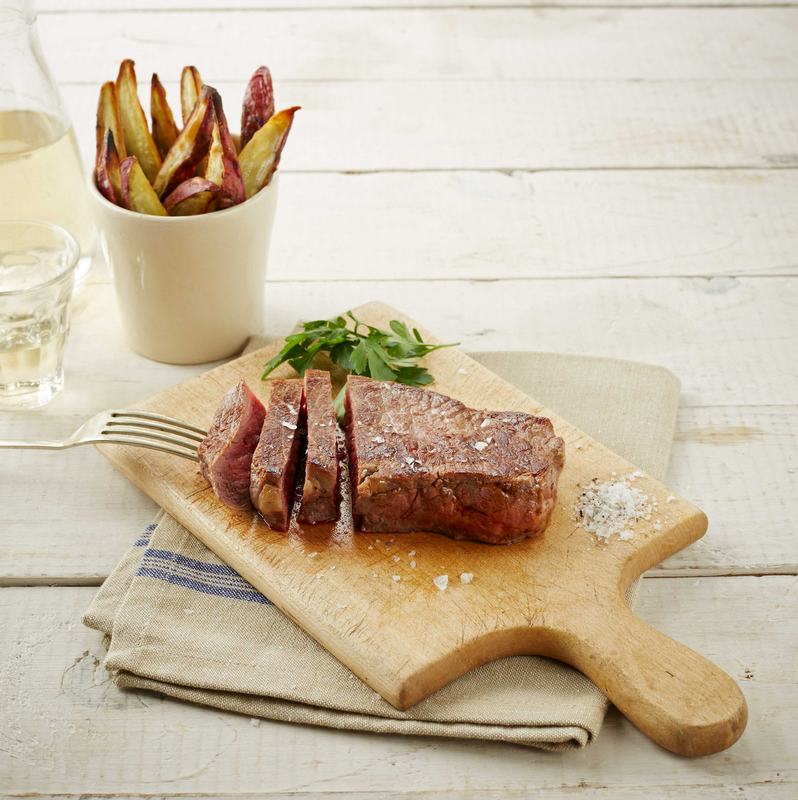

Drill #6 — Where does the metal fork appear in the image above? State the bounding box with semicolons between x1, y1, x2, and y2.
0;409;207;461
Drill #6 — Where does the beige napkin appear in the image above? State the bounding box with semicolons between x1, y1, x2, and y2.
83;351;680;750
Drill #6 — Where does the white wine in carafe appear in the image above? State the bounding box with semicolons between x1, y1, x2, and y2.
0;110;94;268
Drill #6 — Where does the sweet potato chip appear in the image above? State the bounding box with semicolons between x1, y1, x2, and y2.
239;106;299;199
95;80;126;164
152;85;215;198
208;91;245;208
164;176;219;216
151;73;179;159
120;156;167;216
240;66;275;149
116;59;162;183
180;65;203;125
95;129;122;204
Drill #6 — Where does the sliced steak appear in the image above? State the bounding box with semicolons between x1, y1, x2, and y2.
250;379;304;530
345;376;565;544
197;380;266;510
298;370;340;524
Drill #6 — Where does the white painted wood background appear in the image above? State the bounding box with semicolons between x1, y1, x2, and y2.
1;0;796;795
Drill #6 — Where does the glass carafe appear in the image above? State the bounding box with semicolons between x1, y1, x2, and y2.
0;1;93;282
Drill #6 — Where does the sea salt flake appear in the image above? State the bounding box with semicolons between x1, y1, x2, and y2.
433;574;449;591
458;367;468;375
460;572;474;584
307;551;318;559
405;456;415;465
473;441;489;452
281;421;297;430
480;418;492;428
618;530;634;541
410;560;417;568
372;435;385;444
575;443;583;451
392;555;401;562
574;473;653;542
392;575;401;583
408;550;416;557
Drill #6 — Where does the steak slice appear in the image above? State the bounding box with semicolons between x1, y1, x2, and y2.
197;380;266;510
345;376;565;544
250;379;304;530
298;370;340;524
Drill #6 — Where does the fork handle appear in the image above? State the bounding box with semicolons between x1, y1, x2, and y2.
0;440;69;450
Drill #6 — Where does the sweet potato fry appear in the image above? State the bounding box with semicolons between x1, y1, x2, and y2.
180;65;203;125
164;176;219;216
95;129;122;204
120;156;167;216
95;80;126;164
116;59;162;184
240;66;274;149
207;91;245;208
239;106;299;199
150;73;179;159
152;85;215;198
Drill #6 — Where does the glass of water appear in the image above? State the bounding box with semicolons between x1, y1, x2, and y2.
0;220;78;409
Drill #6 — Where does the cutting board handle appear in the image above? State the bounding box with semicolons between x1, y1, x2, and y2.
562;597;748;756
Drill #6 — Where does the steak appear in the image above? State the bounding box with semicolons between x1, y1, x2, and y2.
345;376;565;544
298;370;340;524
250;379;304;530
197;380;266;510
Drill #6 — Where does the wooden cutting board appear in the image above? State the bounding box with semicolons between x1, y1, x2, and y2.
99;301;747;757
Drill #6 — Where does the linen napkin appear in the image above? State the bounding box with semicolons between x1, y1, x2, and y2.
84;350;680;750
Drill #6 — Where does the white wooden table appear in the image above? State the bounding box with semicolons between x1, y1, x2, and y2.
1;0;796;795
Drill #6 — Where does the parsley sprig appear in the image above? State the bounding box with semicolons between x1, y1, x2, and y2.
261;312;457;414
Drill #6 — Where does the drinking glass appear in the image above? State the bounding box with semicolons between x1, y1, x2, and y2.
0;220;78;409
0;0;94;283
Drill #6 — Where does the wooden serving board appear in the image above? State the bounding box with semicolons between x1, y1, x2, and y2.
99;302;747;757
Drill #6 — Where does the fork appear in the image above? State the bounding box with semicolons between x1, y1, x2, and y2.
0;409;207;461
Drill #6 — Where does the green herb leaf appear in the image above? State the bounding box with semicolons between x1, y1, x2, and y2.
261;312;458;400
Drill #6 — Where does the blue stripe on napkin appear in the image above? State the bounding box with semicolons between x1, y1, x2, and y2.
134;526;271;605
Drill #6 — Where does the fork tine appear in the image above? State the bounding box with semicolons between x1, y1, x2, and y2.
98;436;199;462
111;410;207;437
100;427;199;452
105;419;205;443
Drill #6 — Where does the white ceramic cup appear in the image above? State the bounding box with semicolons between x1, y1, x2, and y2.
89;174;279;365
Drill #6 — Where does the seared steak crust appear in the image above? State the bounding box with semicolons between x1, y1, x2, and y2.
250;379;304;530
197;380;266;510
298;370;340;524
345;376;565;544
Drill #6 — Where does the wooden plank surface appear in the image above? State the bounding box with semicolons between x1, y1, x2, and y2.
62;79;798;173
212;171;798;280
38;9;798;82
39;0;797;9
1;578;793;794
1;281;796;582
62;169;798;281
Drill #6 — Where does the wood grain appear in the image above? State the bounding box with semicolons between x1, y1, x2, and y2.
95;302;747;755
2;281;796;582
40;9;798;83
1;578;791;795
39;0;796;9
62;79;798;174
